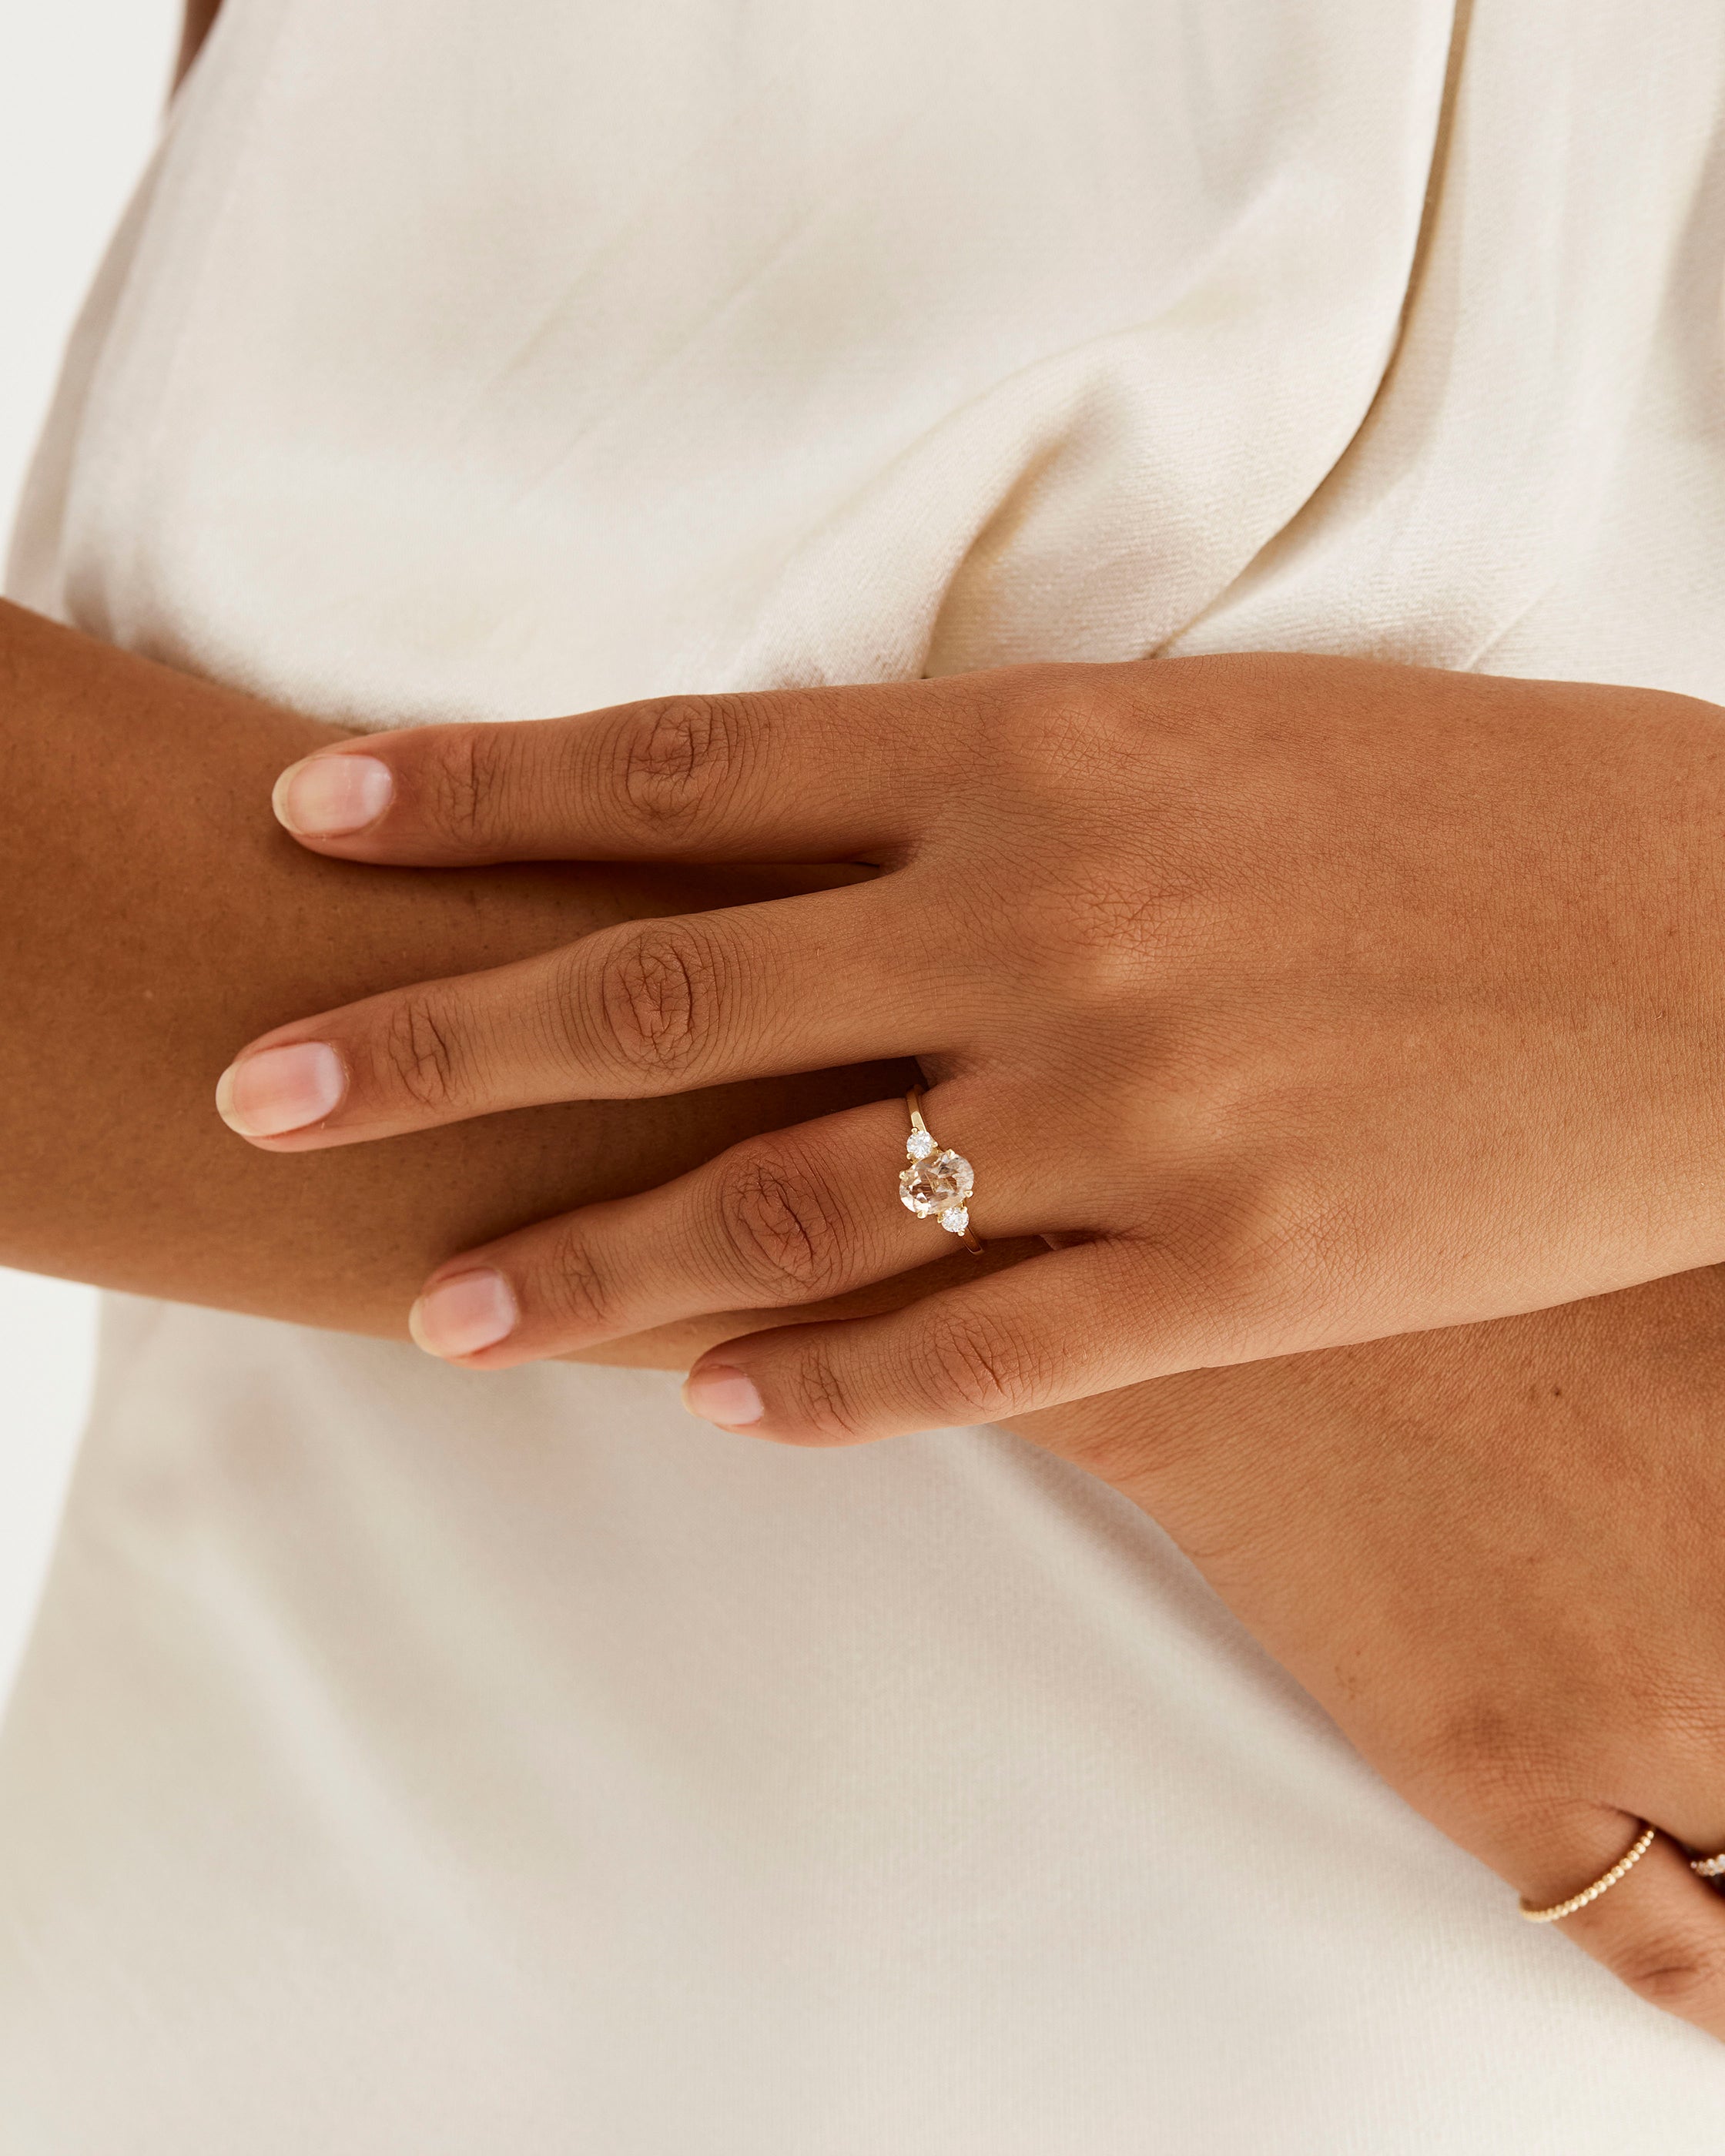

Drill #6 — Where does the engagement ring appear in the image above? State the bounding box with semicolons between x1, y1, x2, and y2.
899;1086;984;1254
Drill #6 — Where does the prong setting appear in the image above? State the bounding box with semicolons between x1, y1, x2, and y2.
901;1087;983;1251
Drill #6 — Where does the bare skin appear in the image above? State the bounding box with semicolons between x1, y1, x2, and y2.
15;0;1017;1346
1014;1273;1725;2041
9;0;1721;2051
235;659;1725;2044
14;606;1725;2048
0;600;960;1357
236;661;1725;1429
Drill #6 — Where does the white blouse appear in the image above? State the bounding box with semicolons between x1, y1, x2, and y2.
6;1;1725;2144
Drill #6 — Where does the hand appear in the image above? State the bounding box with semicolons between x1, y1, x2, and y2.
0;602;917;1345
1013;1268;1725;2042
219;655;1725;1435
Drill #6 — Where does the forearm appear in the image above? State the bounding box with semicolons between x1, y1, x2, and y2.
0;602;906;1353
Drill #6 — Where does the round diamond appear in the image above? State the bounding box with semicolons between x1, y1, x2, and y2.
906;1128;936;1161
899;1147;974;1220
939;1206;970;1237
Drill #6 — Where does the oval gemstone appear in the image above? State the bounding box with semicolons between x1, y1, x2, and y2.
899;1147;974;1220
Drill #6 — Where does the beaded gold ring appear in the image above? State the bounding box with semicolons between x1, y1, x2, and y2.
1519;1824;1657;1923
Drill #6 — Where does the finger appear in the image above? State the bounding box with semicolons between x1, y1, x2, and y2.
403;1096;1075;1366
1510;1819;1725;2040
270;682;941;867
217;882;924;1146
675;1237;1246;1445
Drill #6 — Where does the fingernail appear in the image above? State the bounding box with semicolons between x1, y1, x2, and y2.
409;1270;518;1360
216;1041;346;1136
273;752;394;837
681;1365;765;1428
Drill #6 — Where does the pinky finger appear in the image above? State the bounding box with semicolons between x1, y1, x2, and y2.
678;1237;1209;1444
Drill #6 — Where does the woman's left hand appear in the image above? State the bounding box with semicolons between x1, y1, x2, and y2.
1012;1267;1725;2043
219;654;1725;1438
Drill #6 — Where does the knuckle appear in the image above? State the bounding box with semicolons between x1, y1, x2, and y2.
1611;1932;1725;2019
422;725;509;849
1403;1693;1577;1815
538;1227;619;1338
378;992;463;1112
1121;1170;1361;1361
592;922;722;1080
1003;867;1170;1002
615;695;749;832
998;662;1133;783
909;1308;1043;1426
1063;872;1164;957
776;1344;867;1447
712;1143;849;1301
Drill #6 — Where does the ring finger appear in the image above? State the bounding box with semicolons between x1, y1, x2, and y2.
402;1091;1077;1365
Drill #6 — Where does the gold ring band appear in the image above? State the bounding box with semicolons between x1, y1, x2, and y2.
1690;1849;1725;1880
899;1086;984;1254
1519;1824;1658;1923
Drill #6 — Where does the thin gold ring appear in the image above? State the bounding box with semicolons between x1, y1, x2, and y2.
899;1086;984;1254
1519;1824;1657;1923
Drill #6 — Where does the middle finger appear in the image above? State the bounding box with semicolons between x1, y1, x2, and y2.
217;881;929;1145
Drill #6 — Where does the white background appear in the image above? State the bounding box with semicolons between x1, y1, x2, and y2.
0;0;180;1695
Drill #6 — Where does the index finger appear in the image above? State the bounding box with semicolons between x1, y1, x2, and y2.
271;685;936;867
